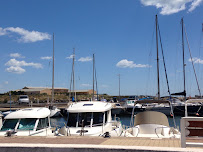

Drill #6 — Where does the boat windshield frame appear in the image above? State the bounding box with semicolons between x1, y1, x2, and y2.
0;117;49;132
67;111;108;128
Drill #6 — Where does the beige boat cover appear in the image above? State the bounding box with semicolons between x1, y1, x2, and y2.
134;111;169;127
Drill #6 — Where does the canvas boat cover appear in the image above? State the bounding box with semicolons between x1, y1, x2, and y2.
134;111;169;127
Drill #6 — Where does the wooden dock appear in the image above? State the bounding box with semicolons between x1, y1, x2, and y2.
0;136;202;152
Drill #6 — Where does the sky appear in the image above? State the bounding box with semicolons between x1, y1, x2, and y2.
0;0;203;97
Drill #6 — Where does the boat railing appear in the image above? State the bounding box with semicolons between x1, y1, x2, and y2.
155;126;175;138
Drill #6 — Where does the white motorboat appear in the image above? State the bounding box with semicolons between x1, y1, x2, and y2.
58;101;123;137
124;111;180;138
124;97;145;114
0;107;54;136
49;106;61;117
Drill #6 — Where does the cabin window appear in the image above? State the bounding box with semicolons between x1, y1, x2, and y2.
37;118;49;130
92;112;104;126
18;119;37;130
67;113;78;127
78;113;92;127
1;119;18;131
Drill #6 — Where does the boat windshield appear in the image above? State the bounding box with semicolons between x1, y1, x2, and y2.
37;118;49;130
67;112;107;127
1;119;18;131
18;118;37;130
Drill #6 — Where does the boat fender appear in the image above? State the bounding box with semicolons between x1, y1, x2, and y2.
103;132;111;138
5;130;16;137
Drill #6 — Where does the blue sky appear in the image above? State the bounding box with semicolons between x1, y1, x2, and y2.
0;0;203;97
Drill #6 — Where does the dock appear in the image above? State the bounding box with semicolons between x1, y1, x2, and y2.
0;136;202;152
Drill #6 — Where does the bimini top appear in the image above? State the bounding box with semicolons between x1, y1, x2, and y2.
5;108;50;119
134;111;169;127
67;101;112;113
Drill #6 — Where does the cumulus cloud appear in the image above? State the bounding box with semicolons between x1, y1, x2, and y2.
5;59;43;74
189;0;203;12
10;53;25;58
6;66;26;74
188;57;203;64
41;56;52;60
116;59;151;68
4;81;8;85
140;0;203;15
78;57;92;62
5;59;43;69
0;27;51;43
66;55;75;59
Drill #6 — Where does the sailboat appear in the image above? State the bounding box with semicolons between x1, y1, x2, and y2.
123;15;180;138
172;18;203;116
49;33;61;117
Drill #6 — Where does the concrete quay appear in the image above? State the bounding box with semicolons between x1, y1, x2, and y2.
0;136;202;152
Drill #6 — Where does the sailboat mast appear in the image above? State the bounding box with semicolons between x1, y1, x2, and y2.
73;48;76;101
118;74;120;102
156;15;160;99
51;33;55;104
92;54;95;100
181;18;186;101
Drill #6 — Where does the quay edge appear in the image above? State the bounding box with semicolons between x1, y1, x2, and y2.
0;143;201;152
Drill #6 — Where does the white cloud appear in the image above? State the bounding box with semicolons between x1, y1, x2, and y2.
5;59;43;74
140;0;202;15
6;66;26;74
66;55;74;59
78;57;92;62
188;57;203;64
0;27;6;36
41;56;52;60
10;53;25;58
116;59;151;68
0;27;51;43
5;59;43;69
81;84;92;87
189;0;203;12
4;81;8;85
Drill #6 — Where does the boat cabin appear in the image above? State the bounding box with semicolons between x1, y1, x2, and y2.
67;101;111;128
0;108;52;136
65;101;122;136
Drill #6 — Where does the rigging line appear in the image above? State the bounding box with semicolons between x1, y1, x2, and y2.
184;23;202;97
157;21;171;97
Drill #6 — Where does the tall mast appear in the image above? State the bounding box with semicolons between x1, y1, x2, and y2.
118;74;120;102
73;48;76;101
156;15;160;99
181;18;186;101
51;33;54;104
92;54;95;100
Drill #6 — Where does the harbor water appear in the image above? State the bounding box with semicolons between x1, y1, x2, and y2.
50;114;182;129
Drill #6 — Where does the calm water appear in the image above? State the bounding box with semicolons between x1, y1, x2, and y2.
50;114;181;129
